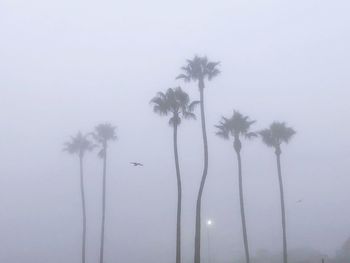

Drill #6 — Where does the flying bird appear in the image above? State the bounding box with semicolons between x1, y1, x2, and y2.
296;199;303;203
130;162;143;167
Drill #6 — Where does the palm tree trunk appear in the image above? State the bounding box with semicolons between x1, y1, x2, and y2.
99;144;107;263
79;156;87;263
276;152;288;263
194;78;208;263
236;151;250;263
173;124;182;263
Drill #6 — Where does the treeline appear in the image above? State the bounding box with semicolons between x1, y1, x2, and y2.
65;56;296;263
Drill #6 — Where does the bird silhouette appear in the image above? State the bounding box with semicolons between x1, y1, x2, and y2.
130;162;143;167
296;199;303;203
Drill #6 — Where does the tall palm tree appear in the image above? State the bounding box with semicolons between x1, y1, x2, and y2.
91;123;117;263
177;56;220;263
215;111;256;263
64;132;95;263
150;87;198;263
259;122;296;263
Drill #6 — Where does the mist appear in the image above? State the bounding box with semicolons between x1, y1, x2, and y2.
0;0;349;263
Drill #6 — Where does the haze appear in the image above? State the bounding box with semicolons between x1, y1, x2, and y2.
0;0;349;262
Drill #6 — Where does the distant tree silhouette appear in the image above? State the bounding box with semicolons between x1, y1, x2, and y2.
151;87;198;263
215;111;256;263
259;122;296;263
64;132;95;263
333;237;350;263
177;56;220;263
91;124;117;263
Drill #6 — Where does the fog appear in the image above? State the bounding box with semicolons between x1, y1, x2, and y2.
0;0;349;262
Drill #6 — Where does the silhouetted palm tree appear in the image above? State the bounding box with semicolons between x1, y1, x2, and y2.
215;111;256;263
259;122;296;263
177;56;220;263
151;87;199;263
64;132;95;263
91;123;117;263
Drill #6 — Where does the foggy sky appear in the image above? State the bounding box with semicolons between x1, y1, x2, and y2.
1;0;350;262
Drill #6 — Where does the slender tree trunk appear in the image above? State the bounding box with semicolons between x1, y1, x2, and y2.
235;150;250;263
99;144;107;263
79;156;87;263
276;151;288;263
173;124;182;263
194;78;208;263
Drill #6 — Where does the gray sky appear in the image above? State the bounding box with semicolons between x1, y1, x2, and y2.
0;0;350;262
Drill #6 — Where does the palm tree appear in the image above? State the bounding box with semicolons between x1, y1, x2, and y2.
215;111;256;263
177;56;220;263
150;87;198;263
64;132;95;263
91;123;117;263
259;122;296;263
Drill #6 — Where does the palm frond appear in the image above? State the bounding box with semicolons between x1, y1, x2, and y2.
169;115;181;126
207;61;220;70
259;129;276;148
244;132;258;139
174;87;189;106
208;68;220;80
188;100;200;112
176;73;191;82
206;61;221;80
215;122;230;140
182;111;196;120
150;92;171;116
215;128;230;140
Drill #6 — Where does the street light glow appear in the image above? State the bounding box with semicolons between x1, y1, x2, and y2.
207;219;213;226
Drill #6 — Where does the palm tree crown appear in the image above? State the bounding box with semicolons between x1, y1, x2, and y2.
150;87;199;126
64;132;95;158
215;111;256;140
259;122;296;152
92;123;117;158
176;56;220;84
93;123;117;142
